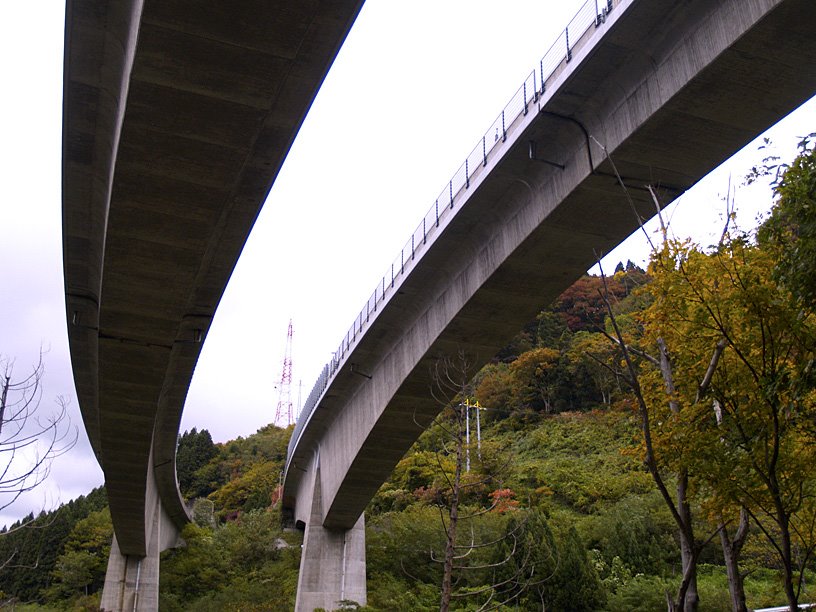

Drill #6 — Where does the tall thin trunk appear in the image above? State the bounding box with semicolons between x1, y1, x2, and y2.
676;471;698;612
778;507;798;611
440;407;465;612
767;402;798;611
659;339;698;612
719;508;749;612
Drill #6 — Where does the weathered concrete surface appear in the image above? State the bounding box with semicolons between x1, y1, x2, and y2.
295;453;366;611
62;0;365;558
284;0;816;539
100;470;179;611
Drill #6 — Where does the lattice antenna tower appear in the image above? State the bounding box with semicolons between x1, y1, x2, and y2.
274;320;294;426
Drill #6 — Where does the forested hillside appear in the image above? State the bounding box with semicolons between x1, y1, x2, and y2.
2;140;815;610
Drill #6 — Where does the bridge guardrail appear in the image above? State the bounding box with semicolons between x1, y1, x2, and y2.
287;0;616;462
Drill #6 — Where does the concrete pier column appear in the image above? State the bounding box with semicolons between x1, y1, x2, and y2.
295;460;366;611
100;501;163;611
100;472;181;611
99;533;160;611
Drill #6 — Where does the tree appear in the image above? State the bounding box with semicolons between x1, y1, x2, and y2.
0;487;107;603
545;527;606;611
488;509;557;609
491;514;605;611
554;274;628;332
757;133;816;309
176;428;218;498
46;506;113;599
596;187;742;612
599;254;713;611
1;352;76;525
671;236;816;610
566;330;620;406
717;507;750;612
474;363;513;421
208;461;279;519
427;352;552;611
428;352;477;612
508;347;561;413
619;168;816;611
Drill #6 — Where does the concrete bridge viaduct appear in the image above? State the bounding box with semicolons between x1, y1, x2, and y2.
282;0;816;609
62;0;363;609
61;0;816;610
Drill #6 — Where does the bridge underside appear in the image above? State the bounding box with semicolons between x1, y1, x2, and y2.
285;0;816;537
63;0;364;558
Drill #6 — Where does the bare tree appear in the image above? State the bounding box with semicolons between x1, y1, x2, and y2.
1;352;77;526
426;352;557;612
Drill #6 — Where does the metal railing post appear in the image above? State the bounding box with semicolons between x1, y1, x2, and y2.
533;70;538;102
566;27;572;62
465;159;469;188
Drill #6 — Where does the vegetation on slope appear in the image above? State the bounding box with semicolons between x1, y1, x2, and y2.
2;139;815;610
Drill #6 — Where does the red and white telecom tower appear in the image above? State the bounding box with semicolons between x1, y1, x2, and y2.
274;320;294;426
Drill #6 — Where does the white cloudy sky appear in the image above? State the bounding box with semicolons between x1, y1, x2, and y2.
1;1;814;526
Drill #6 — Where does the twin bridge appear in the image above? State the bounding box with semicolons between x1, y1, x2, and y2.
61;0;816;610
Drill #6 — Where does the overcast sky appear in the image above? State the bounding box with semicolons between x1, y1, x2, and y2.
1;1;814;526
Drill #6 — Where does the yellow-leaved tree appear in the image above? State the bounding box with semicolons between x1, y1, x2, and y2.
628;229;816;611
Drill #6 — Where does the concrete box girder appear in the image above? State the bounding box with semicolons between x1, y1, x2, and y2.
63;0;365;557
284;0;816;535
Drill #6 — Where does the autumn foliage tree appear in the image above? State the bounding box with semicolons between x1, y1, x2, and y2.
636;230;816;611
600;140;816;611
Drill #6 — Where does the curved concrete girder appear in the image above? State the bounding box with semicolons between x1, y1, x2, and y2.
63;0;145;459
63;0;365;556
285;0;816;530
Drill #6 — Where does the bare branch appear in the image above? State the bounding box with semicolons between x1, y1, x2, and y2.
0;354;78;519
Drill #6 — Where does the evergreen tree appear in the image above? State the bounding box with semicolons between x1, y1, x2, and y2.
544;527;606;611
176;428;218;497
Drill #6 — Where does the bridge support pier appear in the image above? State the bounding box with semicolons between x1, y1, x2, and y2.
100;473;181;611
295;461;366;611
100;533;160;612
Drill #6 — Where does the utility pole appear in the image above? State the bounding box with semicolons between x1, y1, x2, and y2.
474;399;482;460
465;400;470;473
462;398;483;472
